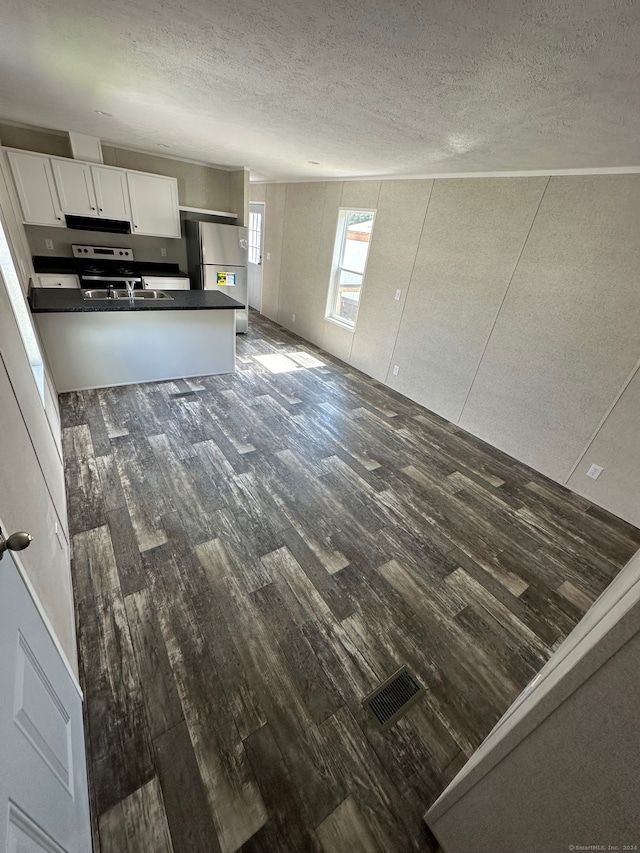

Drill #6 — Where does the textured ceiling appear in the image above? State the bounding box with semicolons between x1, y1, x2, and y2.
0;0;639;181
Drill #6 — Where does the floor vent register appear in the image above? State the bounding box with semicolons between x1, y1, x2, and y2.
362;665;426;731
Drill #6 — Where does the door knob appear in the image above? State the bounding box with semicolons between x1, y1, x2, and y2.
0;530;33;560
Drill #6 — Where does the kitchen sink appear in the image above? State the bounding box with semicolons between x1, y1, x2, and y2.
131;290;174;300
82;289;174;301
82;289;114;299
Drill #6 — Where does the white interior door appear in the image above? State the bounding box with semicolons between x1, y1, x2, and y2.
0;549;92;853
0;164;92;853
247;202;264;312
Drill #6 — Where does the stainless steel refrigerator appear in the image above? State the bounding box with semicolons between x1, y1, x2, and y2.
185;221;249;333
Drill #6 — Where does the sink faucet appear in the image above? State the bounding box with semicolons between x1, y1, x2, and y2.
126;280;136;300
107;284;115;299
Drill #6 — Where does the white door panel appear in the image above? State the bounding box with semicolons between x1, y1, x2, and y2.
91;167;130;221
0;552;92;853
50;160;97;217
247;203;264;312
127;172;180;238
6;152;64;227
7;802;71;852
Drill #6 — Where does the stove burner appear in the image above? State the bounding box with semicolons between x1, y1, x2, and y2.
85;265;104;274
116;268;135;275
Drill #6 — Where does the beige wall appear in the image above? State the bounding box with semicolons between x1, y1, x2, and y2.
228;167;249;226
566;362;640;525
102;145;234;214
0;122;72;158
251;174;640;527
25;224;188;268
458;176;640;483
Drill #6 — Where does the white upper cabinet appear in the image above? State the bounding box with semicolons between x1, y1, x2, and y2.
91;165;131;220
127;171;180;238
51;159;98;216
50;159;131;220
5;149;180;237
6;150;65;226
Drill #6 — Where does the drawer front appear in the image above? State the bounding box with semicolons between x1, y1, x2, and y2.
38;274;80;289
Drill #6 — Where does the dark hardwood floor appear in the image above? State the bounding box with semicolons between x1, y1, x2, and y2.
61;309;640;853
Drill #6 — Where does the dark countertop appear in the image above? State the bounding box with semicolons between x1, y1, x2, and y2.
30;288;245;313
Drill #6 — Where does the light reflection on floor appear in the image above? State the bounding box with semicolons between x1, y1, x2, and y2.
253;351;325;373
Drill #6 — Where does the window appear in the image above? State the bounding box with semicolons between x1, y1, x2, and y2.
0;219;46;402
326;208;375;328
248;208;263;265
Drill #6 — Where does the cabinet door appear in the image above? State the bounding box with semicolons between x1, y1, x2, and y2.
38;274;80;289
142;276;191;290
91;166;131;220
127;172;180;238
6;151;64;226
51;159;98;216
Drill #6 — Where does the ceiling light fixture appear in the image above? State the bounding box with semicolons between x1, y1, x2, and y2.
94;110;112;116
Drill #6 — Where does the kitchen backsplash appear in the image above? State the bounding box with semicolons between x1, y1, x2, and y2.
25;225;188;269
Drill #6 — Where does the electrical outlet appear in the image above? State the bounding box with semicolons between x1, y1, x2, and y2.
160;247;167;257
394;289;401;301
392;365;400;376
45;239;54;251
267;252;271;260
586;463;603;480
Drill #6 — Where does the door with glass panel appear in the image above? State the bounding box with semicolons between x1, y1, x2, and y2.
247;202;264;311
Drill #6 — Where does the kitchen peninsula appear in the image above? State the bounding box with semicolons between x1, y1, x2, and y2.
30;288;244;392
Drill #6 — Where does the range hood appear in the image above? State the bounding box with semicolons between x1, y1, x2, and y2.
64;215;131;234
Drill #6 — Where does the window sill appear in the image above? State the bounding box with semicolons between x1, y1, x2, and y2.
324;315;355;332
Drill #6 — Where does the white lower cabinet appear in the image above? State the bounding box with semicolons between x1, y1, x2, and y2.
142;276;190;290
127;171;181;238
37;274;80;289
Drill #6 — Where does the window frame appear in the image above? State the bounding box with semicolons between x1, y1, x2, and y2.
325;207;376;330
0;216;46;403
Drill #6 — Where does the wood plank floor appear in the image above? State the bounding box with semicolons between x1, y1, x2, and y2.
61;309;640;853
